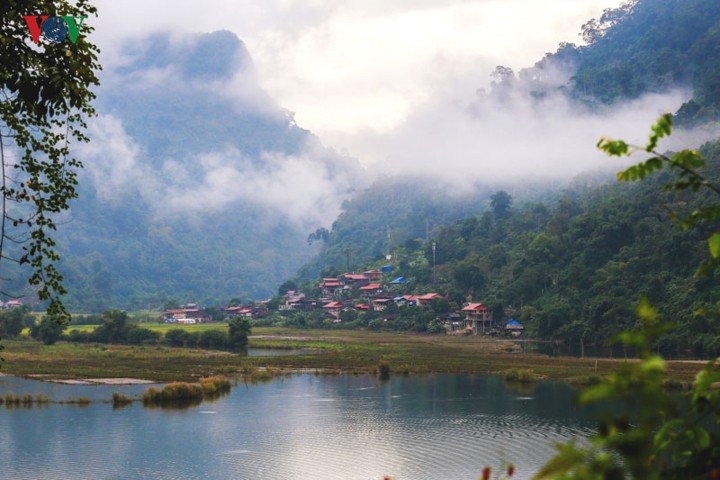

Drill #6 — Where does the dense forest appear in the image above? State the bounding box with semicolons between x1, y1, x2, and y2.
292;138;720;356
551;0;720;124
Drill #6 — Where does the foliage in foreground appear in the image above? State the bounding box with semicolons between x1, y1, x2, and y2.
0;0;101;319
536;116;720;478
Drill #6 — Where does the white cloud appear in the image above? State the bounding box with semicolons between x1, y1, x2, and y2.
328;83;720;189
78;115;358;229
91;0;625;136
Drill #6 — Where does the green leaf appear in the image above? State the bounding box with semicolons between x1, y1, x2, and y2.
708;233;720;259
598;138;630;157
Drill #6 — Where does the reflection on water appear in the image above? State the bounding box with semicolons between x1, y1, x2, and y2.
0;374;597;480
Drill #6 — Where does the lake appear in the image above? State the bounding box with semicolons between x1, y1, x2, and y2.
0;373;597;479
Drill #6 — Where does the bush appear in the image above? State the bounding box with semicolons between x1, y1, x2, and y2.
164;328;191;347
125;327;161;345
197;329;227;349
377;360;391;380
505;368;536;383
141;376;231;406
112;392;133;407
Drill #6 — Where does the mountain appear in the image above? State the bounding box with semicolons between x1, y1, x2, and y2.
532;0;720;123
297;0;720;283
46;30;361;311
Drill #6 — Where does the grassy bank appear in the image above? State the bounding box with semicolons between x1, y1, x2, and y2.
0;327;706;383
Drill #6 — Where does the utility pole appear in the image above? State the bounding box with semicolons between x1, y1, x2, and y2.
432;241;437;285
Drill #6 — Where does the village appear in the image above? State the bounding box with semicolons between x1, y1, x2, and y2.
162;268;525;337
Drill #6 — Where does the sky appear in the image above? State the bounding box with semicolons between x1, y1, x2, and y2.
80;0;719;227
92;0;625;138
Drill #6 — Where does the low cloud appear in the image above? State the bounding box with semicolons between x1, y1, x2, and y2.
78;114;359;230
328;65;718;191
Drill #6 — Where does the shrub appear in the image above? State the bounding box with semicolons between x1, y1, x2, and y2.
377;360;391;380
125;326;161;345
197;329;227;349
112;393;133;407
164;328;190;347
505;368;536;383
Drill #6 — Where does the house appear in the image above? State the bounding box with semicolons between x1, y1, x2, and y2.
394;295;419;307
363;269;383;281
163;305;212;323
180;308;212;323
462;303;493;334
322;301;344;321
283;295;322;312
340;273;370;288
372;298;393;311
280;293;305;311
438;312;464;332
505;319;524;337
5;300;23;309
359;283;382;294
417;293;443;306
320;278;344;296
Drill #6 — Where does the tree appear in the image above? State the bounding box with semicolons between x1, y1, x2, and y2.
0;1;100;320
0;305;31;338
490;190;512;219
227;316;251;348
538;115;720;478
30;314;66;345
278;280;297;296
307;227;329;245
92;309;129;343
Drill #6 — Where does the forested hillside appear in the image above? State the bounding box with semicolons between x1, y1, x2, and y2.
299;138;720;355
300;0;720;294
545;0;720;124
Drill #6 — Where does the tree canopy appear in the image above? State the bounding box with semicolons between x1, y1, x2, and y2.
0;1;100;319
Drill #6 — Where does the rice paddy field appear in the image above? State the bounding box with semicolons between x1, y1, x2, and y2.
0;326;707;384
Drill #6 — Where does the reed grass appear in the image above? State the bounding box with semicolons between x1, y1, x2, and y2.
141;375;232;406
112;392;134;407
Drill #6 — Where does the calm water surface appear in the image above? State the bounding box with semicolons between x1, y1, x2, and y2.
0;373;597;480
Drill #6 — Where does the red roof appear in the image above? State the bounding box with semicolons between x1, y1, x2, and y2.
323;301;343;309
321;281;343;287
462;303;487;312
343;274;368;281
359;283;382;291
363;270;381;275
372;298;392;304
418;293;442;301
354;304;370;310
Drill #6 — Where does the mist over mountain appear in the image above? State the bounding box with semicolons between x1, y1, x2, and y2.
299;0;720;278
7;0;720;312
52;30;362;311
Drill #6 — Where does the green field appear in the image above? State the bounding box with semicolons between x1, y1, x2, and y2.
0;327;706;384
66;322;226;334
